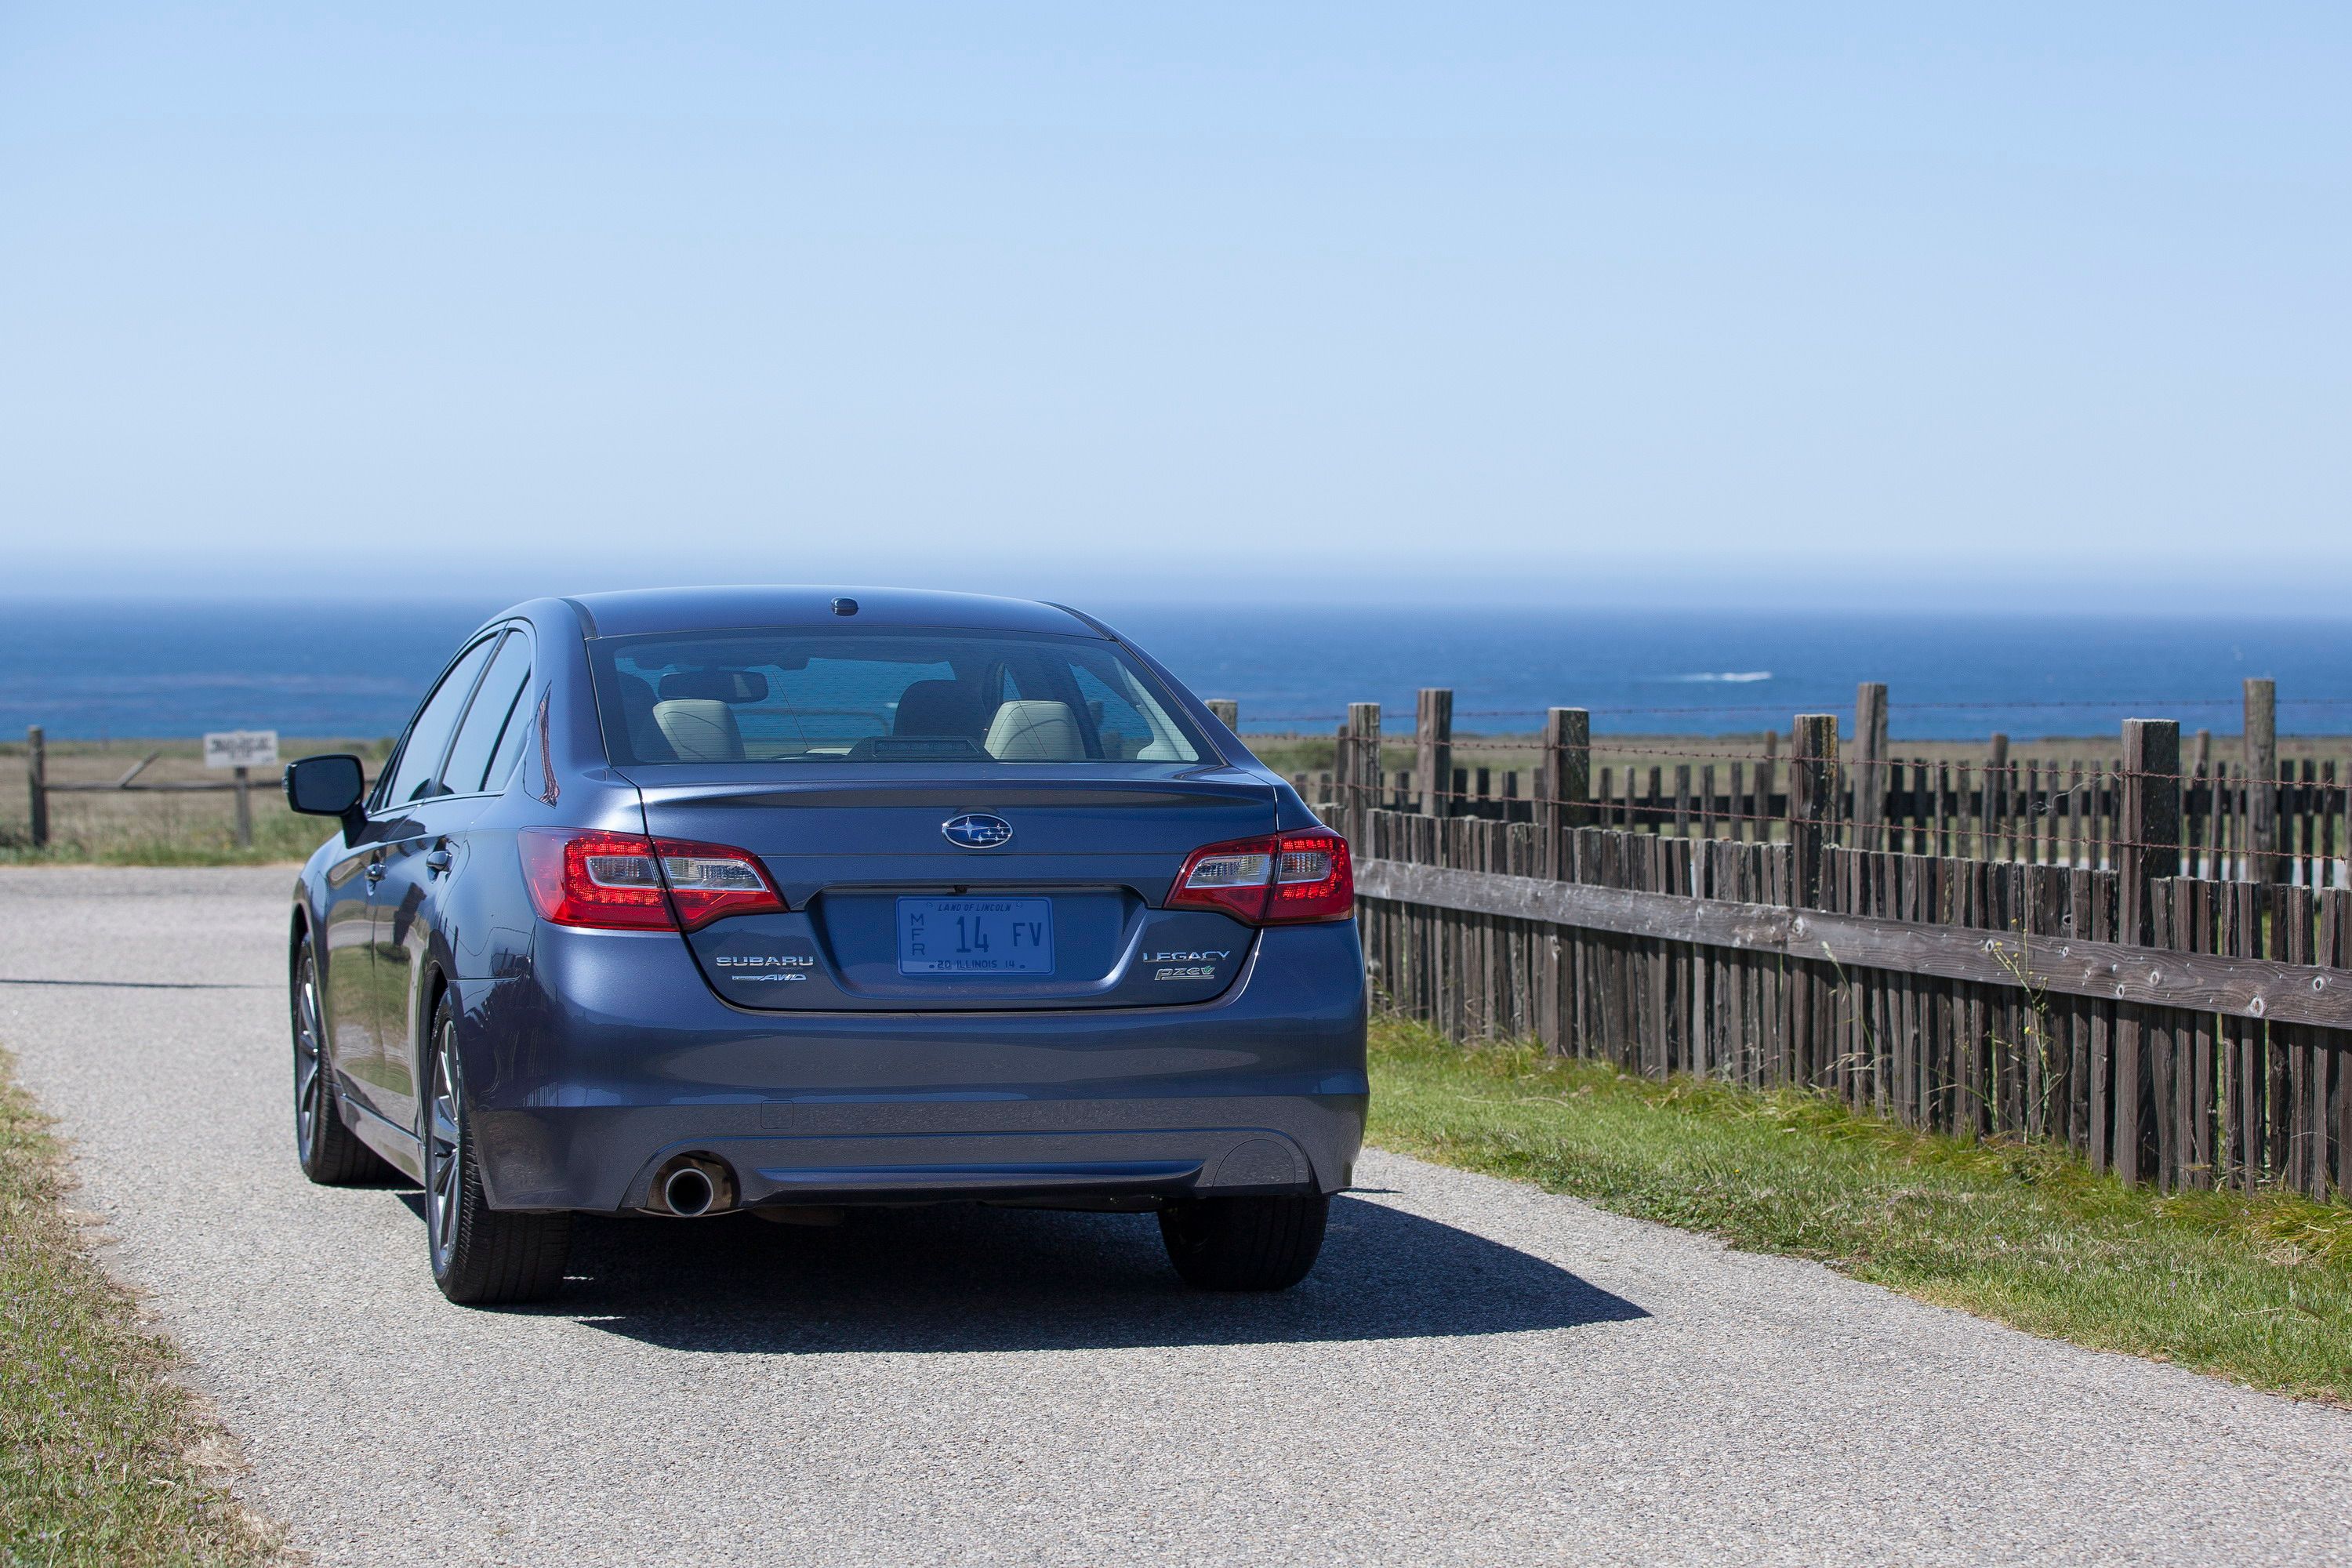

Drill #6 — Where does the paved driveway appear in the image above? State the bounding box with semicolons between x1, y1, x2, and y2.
5;866;2350;1566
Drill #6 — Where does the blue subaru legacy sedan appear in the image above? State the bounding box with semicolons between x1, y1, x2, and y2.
282;587;1367;1305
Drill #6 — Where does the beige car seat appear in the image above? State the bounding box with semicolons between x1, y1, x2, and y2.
652;699;746;762
984;700;1083;760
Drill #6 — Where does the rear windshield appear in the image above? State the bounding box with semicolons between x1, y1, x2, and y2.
588;629;1208;766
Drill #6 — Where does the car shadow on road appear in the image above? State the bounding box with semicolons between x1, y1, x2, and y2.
527;1195;1647;1353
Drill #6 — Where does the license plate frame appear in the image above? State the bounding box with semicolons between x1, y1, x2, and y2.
895;897;1055;976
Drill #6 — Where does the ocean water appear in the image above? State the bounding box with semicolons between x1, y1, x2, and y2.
5;599;2351;744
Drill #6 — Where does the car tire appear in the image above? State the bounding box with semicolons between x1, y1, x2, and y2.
422;993;571;1305
1158;1191;1330;1291
292;938;392;1185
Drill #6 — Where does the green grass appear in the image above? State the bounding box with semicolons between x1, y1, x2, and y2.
1369;1016;2352;1403
0;1047;281;1567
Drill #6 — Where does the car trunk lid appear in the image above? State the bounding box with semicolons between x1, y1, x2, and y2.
630;764;1275;1011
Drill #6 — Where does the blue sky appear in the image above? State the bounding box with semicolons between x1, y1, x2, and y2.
2;5;2347;607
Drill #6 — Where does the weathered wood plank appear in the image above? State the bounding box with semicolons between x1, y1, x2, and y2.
1541;708;1589;868
2246;679;2281;884
1855;683;1889;852
24;725;49;848
2120;719;2183;946
1354;856;2352;1028
1791;715;1838;906
1414;688;1453;818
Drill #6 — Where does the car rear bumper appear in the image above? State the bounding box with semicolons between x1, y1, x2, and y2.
455;920;1368;1212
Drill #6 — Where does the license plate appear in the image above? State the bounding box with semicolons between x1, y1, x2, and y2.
896;897;1054;976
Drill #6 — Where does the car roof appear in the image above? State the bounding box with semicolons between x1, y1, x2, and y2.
556;586;1105;640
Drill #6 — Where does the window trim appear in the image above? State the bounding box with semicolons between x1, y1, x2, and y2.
476;644;539;796
437;625;539;803
368;626;510;818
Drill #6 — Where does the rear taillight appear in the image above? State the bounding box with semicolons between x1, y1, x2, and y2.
519;829;785;932
1167;827;1352;925
1163;839;1276;923
653;837;788;931
519;829;671;930
1269;829;1352;920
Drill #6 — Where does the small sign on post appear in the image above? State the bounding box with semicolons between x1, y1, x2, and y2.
204;731;279;771
205;731;277;850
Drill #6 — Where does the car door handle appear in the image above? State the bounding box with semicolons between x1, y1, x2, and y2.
425;849;452;877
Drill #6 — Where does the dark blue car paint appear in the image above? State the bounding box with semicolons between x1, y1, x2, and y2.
684;903;1255;1010
290;588;1367;1214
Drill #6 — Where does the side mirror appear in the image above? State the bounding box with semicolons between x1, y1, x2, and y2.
284;753;368;836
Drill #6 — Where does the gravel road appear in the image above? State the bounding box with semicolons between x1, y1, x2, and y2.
5;866;2351;1566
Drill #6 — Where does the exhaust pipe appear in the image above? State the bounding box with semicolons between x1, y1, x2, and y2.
663;1166;716;1217
649;1154;736;1218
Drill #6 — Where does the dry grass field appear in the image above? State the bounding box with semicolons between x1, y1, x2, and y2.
0;737;392;866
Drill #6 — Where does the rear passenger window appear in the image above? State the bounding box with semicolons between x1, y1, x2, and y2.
380;635;499;808
481;673;536;791
441;633;532;795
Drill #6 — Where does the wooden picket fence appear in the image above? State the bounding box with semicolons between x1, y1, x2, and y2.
1352;811;2352;1197
1323;711;2352;1200
1252;678;2350;890
1341;751;2347;888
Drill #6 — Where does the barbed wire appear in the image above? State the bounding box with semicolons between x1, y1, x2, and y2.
1274;733;2349;787
1324;759;2350;865
1357;775;2343;810
1300;746;2344;789
1338;807;2343;868
1229;695;2352;724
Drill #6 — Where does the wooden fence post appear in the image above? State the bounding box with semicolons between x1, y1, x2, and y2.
1790;714;1838;907
1854;682;1889;851
2120;719;2183;945
25;726;47;849
2245;677;2280;884
2114;717;2182;1185
1415;688;1453;818
1205;699;1240;731
233;765;253;849
1985;731;2010;860
1344;702;1381;844
1541;707;1590;875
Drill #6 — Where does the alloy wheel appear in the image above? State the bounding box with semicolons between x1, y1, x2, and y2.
293;949;326;1160
426;1017;463;1271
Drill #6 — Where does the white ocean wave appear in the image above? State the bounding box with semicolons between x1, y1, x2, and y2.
1664;671;1773;684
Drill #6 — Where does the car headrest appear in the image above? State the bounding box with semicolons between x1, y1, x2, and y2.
617;673;677;762
892;680;989;739
659;669;768;704
652;699;745;762
985;700;1084;761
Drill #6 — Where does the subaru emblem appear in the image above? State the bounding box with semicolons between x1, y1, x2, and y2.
942;812;1013;849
